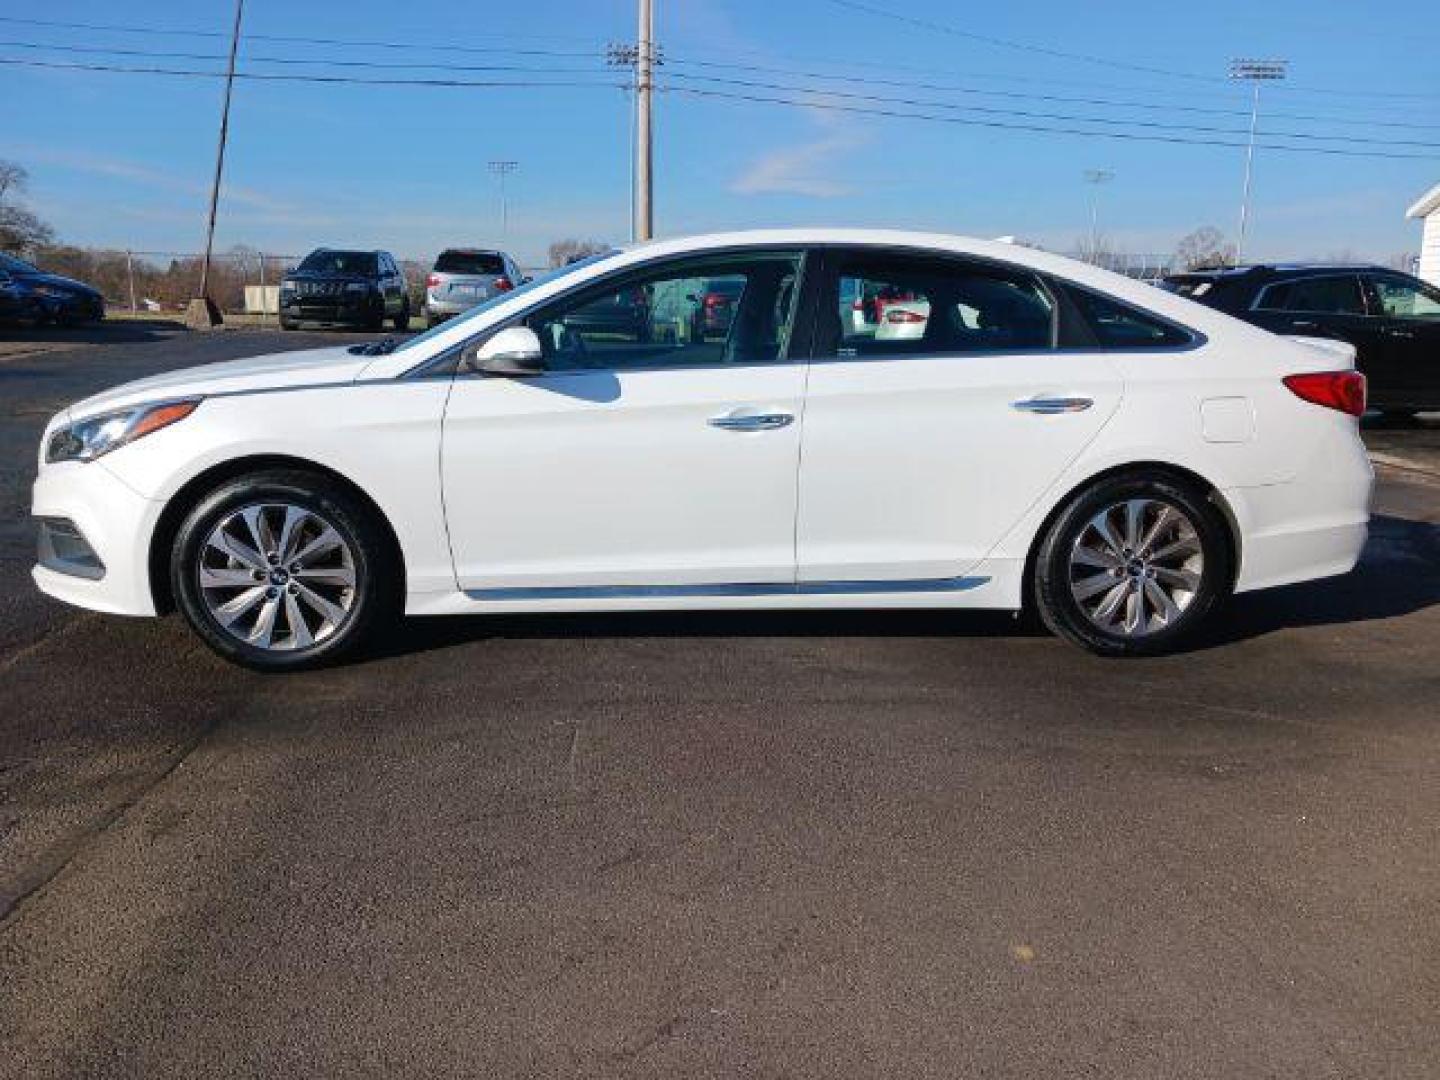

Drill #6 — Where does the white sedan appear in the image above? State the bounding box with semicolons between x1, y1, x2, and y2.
33;229;1372;669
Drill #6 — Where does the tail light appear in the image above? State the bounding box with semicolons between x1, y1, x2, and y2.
1283;371;1366;417
851;298;865;310
703;292;729;309
426;273;440;288
493;276;513;292
886;309;926;324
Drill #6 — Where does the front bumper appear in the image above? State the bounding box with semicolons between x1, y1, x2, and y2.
31;461;162;616
281;293;383;324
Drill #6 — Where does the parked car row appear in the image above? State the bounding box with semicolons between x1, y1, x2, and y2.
0;253;105;326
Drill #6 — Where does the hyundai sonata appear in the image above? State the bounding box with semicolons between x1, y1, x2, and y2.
33;230;1371;669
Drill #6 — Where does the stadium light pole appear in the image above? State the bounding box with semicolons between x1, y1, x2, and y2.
1083;168;1114;265
1229;58;1287;265
195;0;244;325
488;160;518;242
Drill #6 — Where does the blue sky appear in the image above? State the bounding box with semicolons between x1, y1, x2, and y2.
2;0;1437;267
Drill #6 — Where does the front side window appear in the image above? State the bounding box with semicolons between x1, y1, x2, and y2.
527;251;802;372
1255;276;1365;315
1372;276;1440;320
1067;287;1192;347
831;255;1054;358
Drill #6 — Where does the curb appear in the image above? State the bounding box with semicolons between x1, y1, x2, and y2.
1369;451;1440;480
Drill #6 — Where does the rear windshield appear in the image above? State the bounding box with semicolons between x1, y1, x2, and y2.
298;251;377;276
435;251;506;275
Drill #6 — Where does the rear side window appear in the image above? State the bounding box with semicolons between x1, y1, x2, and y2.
1066;287;1192;348
829;254;1055;358
1255;276;1364;315
436;251;507;275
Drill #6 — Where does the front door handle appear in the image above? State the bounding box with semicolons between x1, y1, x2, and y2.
1385;328;1414;339
708;412;794;432
1011;396;1094;415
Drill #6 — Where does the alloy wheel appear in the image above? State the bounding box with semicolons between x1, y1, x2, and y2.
197;502;357;651
1068;498;1204;637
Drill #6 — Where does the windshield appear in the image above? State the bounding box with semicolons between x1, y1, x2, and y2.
395;249;621;353
0;253;38;274
297;250;378;276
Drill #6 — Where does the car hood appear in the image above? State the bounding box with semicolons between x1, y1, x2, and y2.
25;272;100;296
66;345;371;419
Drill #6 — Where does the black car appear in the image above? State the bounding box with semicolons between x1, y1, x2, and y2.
279;248;410;332
1163;264;1440;417
0;252;105;326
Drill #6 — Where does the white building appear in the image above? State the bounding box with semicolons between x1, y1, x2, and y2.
1406;182;1440;286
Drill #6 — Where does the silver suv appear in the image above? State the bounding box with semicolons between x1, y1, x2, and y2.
424;248;523;328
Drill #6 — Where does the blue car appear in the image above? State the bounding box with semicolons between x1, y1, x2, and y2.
0;252;105;325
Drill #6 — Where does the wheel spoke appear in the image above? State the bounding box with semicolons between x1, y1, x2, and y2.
240;506;275;560
1072;542;1121;570
1124;580;1146;634
291;526;343;566
275;506;307;563
1123;500;1146;549
1091;581;1131;626
1154;566;1201;592
200;566;259;589
1137;505;1176;557
1087;511;1125;558
293;565;355;588
207;530;265;571
1150;534;1201;563
1143;578;1181;625
283;591;314;648
1073;571;1118;601
247;594;281;647
295;581;348;630
214;585;266;627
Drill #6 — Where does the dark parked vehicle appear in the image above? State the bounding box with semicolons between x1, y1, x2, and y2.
1164;264;1440;416
560;284;651;342
279;249;410;332
0;253;105;325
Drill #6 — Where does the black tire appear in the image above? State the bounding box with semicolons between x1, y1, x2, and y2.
424;310;439;330
393;301;410;332
279;315;298;331
170;470;400;671
1031;471;1232;657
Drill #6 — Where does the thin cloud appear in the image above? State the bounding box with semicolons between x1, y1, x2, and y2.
730;131;865;198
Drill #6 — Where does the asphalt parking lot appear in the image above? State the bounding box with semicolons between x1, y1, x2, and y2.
1;327;1437;1078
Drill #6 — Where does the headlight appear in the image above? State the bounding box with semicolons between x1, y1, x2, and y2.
279;279;298;292
45;399;200;464
344;282;372;294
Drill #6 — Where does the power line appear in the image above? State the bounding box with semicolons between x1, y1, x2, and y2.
2;53;1433;160
661;84;1440;161
660;71;1440;149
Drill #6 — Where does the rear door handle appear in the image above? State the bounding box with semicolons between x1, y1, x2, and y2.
708;412;794;432
1011;396;1094;415
1385;328;1414;339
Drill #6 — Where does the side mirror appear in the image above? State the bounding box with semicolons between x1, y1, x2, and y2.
469;326;544;376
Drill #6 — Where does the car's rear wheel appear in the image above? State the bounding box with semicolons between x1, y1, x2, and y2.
393;301;410;332
1032;472;1231;657
171;470;399;670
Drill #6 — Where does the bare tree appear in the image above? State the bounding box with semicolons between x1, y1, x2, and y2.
0;159;55;254
547;238;607;268
1175;227;1236;271
0;160;27;204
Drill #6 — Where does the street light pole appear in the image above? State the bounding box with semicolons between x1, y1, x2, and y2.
1229;58;1287;265
1083;168;1114;265
488;160;518;242
199;0;244;308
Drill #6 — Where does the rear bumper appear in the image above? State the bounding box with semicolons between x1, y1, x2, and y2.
1227;422;1373;593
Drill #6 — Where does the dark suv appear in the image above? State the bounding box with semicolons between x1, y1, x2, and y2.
1163;264;1440;417
279;249;410;332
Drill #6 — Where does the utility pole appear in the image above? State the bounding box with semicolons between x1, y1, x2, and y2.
1083;168;1114;265
125;249;137;313
488;160;518;242
195;0;243;323
1229;58;1287;265
635;0;654;241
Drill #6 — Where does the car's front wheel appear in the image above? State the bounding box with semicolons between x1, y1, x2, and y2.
170;470;399;670
393;300;410;332
1032;472;1231;657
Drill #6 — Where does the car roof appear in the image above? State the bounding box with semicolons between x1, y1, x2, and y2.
1167;262;1386;280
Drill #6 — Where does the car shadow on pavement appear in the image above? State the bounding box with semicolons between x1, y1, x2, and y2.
0;321;180;346
366;512;1439;663
1200;512;1440;648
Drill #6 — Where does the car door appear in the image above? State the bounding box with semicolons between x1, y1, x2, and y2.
441;249;809;594
794;249;1124;585
1365;273;1440;409
1246;273;1387;385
